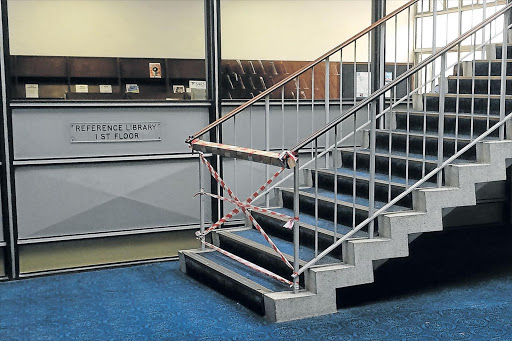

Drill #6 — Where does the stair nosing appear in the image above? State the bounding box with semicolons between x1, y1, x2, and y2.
182;249;276;294
215;228;308;266
251;208;367;239
314;168;431;188
280;187;409;213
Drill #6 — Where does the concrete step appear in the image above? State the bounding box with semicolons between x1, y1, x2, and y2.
425;93;512;115
393;110;500;137
447;76;512;95
460;60;512;76
179;249;286;316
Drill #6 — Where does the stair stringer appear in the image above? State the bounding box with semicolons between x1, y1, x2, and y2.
263;140;512;322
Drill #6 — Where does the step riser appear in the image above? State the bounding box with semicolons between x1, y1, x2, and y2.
375;132;476;160
281;190;369;229
215;232;303;286
447;78;512;95
181;252;266;316
394;113;500;137
313;171;413;208
462;61;512;76
495;45;512;59
425;96;512;115
341;152;438;182
250;211;343;256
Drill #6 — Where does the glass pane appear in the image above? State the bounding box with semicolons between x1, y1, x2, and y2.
7;0;206;101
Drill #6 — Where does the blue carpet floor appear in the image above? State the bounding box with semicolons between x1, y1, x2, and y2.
1;227;512;340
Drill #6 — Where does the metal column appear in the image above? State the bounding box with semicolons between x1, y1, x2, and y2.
205;0;222;222
0;0;18;279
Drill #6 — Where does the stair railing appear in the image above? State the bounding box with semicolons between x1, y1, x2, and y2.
188;0;510;292
291;2;512;282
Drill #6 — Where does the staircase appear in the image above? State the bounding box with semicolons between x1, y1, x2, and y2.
180;1;512;322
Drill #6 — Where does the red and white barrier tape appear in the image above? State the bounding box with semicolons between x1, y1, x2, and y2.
199;153;294;271
197;191;297;230
201;240;293;286
199;166;285;236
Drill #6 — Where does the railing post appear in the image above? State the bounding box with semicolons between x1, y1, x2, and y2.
265;95;271;206
437;53;447;186
325;58;330;168
199;155;205;250
500;7;509;140
293;158;300;293
369;101;377;238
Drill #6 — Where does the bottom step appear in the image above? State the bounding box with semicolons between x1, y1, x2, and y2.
179;249;290;316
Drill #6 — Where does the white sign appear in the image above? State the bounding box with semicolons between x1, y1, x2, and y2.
356;72;370;98
70;122;161;143
25;84;39;98
189;80;207;90
75;85;89;93
99;85;113;94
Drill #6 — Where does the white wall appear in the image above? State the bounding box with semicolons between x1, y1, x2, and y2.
7;0;206;58
221;0;413;62
7;0;412;61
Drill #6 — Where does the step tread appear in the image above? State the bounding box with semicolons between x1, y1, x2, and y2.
393;109;501;119
198;248;291;292
271;207;369;238
425;93;512;99
350;146;477;164
229;228;342;265
317;168;436;187
382;128;500;141
304;187;410;212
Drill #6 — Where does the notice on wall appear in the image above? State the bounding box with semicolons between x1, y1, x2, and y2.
75;84;89;93
25;84;39;98
356;72;370;98
126;84;140;93
189;80;207;90
149;63;162;78
99;85;113;93
385;71;393;98
70;122;161;143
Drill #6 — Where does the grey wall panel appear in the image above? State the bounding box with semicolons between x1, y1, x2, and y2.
15;159;209;239
12;107;209;160
221;103;368;151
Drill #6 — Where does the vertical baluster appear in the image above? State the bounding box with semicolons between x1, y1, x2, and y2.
352;42;357;232
250;106;254;195
432;0;438;90
199;155;205;250
422;62;428;178
340;51;344;160
438;53;447;187
312;67;315;159
293;158;300;294
487;21;492;131
369;103;376;238
325;58;331;168
314;138;319;257
471;33;476;140
500;8;508;140
234;114;237;202
455;42;461;154
282;87;285;151
296;77;300;144
406;7;412;188
334;125;339;242
265;95;270;207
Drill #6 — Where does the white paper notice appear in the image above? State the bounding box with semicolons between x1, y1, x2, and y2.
99;85;113;93
356;72;370;98
189;80;207;90
75;85;89;93
25;84;39;98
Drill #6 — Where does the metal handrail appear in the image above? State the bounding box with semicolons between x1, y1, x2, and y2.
187;0;419;143
290;1;512;152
